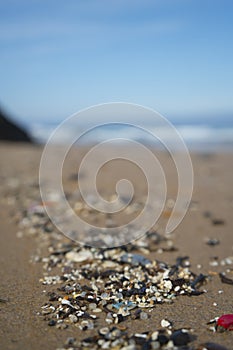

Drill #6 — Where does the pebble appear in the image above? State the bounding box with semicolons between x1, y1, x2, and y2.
170;329;191;346
69;314;78;323
120;253;151;266
161;319;171;328
221;256;233;265
65;250;93;262
89;303;97;310
140;311;148;320
65;337;76;346
92;308;102;313
80;320;94;330
201;343;229;350
157;334;169;345
48;319;56;326
212;219;225;225
206;238;220;246
99;327;110;336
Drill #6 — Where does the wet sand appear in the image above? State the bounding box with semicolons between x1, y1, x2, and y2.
0;142;233;349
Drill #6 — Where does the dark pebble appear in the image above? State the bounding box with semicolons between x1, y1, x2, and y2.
48;319;56;326
65;337;76;346
219;273;233;285
212;219;225;225
191;273;207;288
48;292;59;301
201;342;229;350
133;336;148;346
203;211;212;218
170;329;191;346
122;285;146;297
206;238;220;246
158;334;169;345
142;341;151;350
82;336;97;344
116;314;124;323
131;309;141;320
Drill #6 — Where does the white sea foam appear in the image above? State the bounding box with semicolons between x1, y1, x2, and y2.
29;120;233;151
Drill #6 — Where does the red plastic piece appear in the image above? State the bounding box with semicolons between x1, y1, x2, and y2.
217;314;233;330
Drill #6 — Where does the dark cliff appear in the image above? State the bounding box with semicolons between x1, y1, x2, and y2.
0;108;32;142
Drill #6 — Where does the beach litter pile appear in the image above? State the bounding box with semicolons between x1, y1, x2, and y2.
1;175;232;350
17;197;207;349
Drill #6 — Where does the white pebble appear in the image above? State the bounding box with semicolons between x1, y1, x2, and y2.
161;319;171;328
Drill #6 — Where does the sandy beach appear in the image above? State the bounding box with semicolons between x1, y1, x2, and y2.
0;142;233;350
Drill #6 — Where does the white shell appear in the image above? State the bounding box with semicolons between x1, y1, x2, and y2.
65;250;93;262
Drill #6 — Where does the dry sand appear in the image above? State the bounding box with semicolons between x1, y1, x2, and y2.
0;142;233;349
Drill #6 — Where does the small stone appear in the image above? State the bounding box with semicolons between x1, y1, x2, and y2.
206;238;220;246
92;308;102;313
201;342;228;350
219;273;233;285
163;280;172;291
161;319;171;328
151;341;160;349
157;334;169;345
89;303;97;310
151;331;159;341
203;211;212;218
120;253;151;266
48;319;56;326
114;314;124;324
209;260;219;267
16;231;23;238
212;219;225;226
170;329;191;346
65;337;76;346
80;320;94;330
101;292;110;300
140;311;148;320
134;333;147;338
56;322;68;329
105;313;113;324
69;314;78;323
221;256;233;265
65;250;93;262
99;327;110;336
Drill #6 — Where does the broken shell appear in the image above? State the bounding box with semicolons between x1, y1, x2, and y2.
65;250;93;262
161;319;171;328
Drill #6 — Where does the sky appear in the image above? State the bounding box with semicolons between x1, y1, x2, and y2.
0;0;233;125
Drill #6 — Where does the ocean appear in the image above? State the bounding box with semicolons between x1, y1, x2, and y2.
28;115;233;152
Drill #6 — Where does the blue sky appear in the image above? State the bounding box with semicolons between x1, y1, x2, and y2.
0;0;233;124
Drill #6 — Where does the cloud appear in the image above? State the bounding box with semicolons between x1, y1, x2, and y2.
0;0;186;59
0;0;187;41
0;17;184;43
